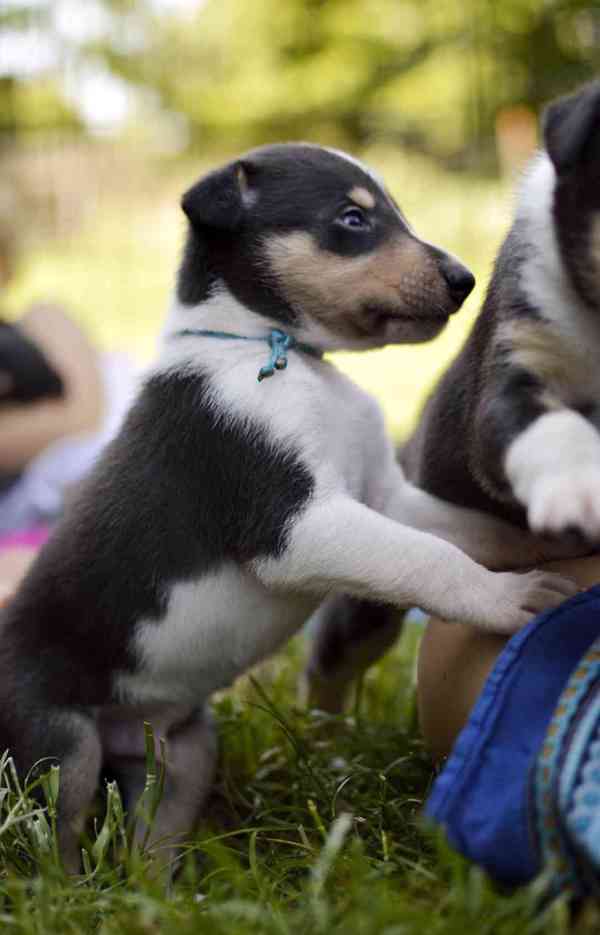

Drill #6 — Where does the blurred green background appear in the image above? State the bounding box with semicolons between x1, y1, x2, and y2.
1;0;599;438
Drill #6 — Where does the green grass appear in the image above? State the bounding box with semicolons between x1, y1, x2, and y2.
3;146;596;930
1;629;597;935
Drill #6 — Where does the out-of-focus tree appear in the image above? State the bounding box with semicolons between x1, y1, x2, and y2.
0;1;83;139
95;0;600;164
1;0;599;163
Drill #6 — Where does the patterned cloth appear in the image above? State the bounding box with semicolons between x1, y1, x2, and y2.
531;636;600;901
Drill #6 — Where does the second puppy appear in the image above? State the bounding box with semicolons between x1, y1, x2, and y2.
404;81;600;541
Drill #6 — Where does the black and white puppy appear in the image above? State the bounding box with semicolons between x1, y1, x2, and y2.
306;85;600;712
403;81;600;540
0;143;575;869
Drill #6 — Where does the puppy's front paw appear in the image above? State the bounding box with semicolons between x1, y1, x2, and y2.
527;469;600;543
483;569;578;634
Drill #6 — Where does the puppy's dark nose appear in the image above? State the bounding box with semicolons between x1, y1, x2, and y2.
440;257;476;304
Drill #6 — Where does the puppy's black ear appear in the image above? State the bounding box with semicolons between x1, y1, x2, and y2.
543;82;600;175
181;162;254;230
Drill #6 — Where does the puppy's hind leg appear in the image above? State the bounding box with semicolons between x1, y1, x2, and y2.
6;708;102;873
57;712;103;872
302;596;404;713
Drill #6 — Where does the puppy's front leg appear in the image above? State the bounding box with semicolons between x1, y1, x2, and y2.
300;484;567;713
255;497;576;633
505;409;600;543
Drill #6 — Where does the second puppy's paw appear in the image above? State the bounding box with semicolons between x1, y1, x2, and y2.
483;569;578;634
527;469;600;543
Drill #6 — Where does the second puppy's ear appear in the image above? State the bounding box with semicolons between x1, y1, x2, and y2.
543;82;600;175
181;162;255;230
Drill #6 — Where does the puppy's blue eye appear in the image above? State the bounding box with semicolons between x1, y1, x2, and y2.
339;206;368;229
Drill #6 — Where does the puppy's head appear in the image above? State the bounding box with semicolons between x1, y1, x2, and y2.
178;144;474;350
543;81;600;310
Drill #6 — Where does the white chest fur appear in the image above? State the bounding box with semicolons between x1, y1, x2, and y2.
517;152;600;399
116;565;316;704
157;293;385;501
118;294;392;705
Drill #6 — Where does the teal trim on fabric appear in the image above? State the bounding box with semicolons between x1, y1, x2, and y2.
566;725;600;895
532;634;600;900
172;328;323;382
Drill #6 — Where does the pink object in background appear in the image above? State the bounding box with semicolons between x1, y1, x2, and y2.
0;526;49;552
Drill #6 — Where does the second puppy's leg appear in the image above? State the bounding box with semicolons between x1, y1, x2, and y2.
303;596;403;713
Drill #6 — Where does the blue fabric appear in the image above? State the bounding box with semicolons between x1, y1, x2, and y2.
425;585;600;886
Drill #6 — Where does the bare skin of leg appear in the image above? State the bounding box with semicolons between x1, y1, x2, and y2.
0;303;104;603
0;303;103;473
0;546;36;604
417;554;600;763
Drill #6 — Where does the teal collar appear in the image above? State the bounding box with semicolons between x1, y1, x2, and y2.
172;327;323;382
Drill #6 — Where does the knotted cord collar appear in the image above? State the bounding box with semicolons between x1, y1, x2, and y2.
172;328;323;382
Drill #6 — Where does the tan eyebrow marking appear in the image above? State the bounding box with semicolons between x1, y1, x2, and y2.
348;186;375;210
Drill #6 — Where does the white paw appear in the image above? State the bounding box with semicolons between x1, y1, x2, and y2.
527;468;600;543
482;569;578;634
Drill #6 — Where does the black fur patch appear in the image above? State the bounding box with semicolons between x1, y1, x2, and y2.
0;371;314;708
544;82;600;176
310;596;395;675
547;83;600;312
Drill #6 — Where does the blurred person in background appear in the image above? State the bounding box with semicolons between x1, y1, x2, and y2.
0;303;137;602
